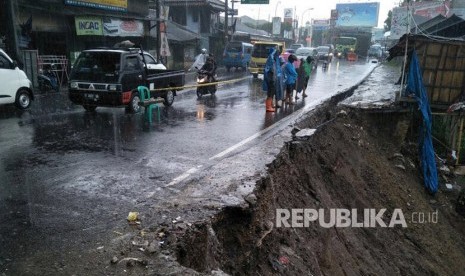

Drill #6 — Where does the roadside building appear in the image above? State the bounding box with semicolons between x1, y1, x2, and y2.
0;0;227;84
157;0;226;67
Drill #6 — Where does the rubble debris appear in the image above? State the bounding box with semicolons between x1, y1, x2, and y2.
244;193;257;206
118;257;148;267
127;212;139;224
294;128;317;140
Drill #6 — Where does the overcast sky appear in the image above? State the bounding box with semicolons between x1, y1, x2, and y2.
235;0;401;28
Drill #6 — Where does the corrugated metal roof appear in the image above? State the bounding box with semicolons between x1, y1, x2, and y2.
166;20;202;42
424;14;464;34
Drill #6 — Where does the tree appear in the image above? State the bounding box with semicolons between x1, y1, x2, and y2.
384;10;392;32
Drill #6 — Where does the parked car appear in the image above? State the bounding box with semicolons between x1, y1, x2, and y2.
315;46;333;62
290;44;305;51
368;44;383;59
69;46;184;112
0;49;33;109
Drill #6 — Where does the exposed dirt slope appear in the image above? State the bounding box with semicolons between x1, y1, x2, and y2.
178;107;465;275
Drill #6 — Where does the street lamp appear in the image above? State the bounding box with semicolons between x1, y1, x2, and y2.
274;1;281;17
300;8;313;44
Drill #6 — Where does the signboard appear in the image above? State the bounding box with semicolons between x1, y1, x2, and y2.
75;17;103;36
241;0;269;4
65;0;127;12
159;5;171;57
331;9;338;20
284;8;293;19
312;25;329;31
312;19;330;26
228;9;238;16
272;17;281;35
102;18;144;36
390;1;451;39
335;2;380;27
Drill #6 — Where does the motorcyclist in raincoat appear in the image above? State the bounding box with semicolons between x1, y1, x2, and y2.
189;48;208;71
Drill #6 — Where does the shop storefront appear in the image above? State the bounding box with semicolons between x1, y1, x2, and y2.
3;0;153;87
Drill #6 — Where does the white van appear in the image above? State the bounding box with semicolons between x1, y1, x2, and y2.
0;49;33;109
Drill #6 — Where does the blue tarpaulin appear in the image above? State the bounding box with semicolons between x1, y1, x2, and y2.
406;50;438;194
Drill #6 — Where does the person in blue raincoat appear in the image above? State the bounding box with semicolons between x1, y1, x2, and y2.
274;53;285;108
263;47;283;112
283;54;298;104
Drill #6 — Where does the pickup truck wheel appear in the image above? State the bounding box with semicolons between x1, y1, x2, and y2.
83;105;97;112
128;93;141;113
163;90;175;107
15;89;32;109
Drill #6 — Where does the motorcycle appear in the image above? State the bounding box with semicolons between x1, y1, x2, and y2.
196;69;217;98
38;64;59;92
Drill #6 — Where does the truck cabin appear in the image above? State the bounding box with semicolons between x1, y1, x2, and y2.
334;37;357;58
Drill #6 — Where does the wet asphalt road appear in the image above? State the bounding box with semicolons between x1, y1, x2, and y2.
0;59;378;271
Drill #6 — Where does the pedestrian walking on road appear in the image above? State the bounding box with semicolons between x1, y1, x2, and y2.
296;56;314;100
283;54;298;104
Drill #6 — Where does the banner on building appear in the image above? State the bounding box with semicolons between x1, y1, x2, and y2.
390;1;451;39
65;0;127;12
75;17;103;36
159;5;171;57
103;18;144;36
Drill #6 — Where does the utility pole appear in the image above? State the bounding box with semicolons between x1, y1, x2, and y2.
225;0;229;44
7;0;19;62
156;0;161;62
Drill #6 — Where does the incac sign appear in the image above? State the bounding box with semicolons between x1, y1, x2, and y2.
75;17;103;36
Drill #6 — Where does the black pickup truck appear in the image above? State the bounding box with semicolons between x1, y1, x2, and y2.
68;47;184;112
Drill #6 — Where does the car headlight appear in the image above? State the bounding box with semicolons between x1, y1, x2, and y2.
108;84;120;91
70;82;78;89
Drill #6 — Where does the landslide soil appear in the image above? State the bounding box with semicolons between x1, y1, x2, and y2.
5;66;465;275
178;107;465;275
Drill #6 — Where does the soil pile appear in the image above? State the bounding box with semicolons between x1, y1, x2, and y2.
177;107;465;275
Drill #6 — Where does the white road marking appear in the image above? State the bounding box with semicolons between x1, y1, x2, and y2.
165;165;202;187
164;64;377;187
164;99;325;188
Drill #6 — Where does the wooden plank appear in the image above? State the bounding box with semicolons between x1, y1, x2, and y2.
458;45;465;102
433;44;445;102
138;98;164;107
